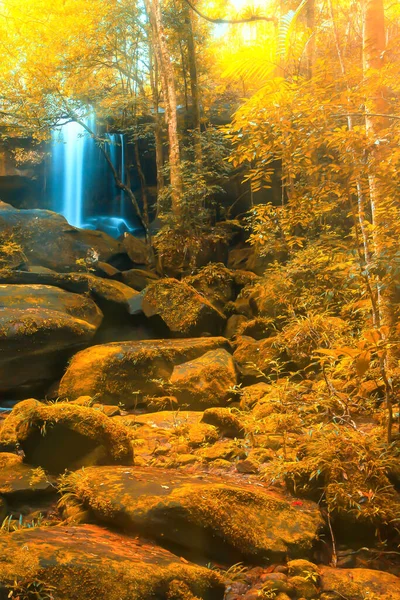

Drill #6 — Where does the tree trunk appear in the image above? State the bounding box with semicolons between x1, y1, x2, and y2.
362;0;394;442
149;43;165;205
183;1;202;164
144;0;183;214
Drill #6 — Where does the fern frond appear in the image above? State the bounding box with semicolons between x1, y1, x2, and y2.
222;44;276;83
278;0;308;60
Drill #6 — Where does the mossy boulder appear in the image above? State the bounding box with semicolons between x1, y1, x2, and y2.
0;201;125;272
170;349;237;409
0;284;103;328
196;439;246;462
61;466;323;562
0;524;224;600
59;337;230;407
240;383;273;410
0;452;55;498
122;232;151;265
142;279;226;337
0;400;133;473
83;274;143;316
201;407;244;438
319;567;400;600
233;336;279;380
183;264;235;311
0;307;98;395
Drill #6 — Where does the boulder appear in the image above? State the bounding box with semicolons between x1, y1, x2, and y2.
84;274;143;316
0;307;98;394
233;335;279;380
121;268;159;291
170;349;237;409
0;201;126;272
0;238;27;270
201;407;245;438
59;337;231;407
122;232;151;265
154;230;229;278
0;525;224;600
320;567;400;600
0;284;103;328
183;264;235;310
61;466;323;562
224;314;248;339
142;278;226;337
0;452;55;498
0;400;133;473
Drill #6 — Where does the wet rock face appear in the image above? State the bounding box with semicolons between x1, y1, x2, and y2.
0;524;225;600
0;400;133;473
142;278;226;337
59;337;231;407
0;201;126;272
61;466;323;563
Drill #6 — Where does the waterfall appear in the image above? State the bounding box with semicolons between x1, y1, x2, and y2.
49;118;134;236
50;115;97;228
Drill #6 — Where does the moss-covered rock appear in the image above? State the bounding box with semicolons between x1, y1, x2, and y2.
0;452;55;498
61;466;323;562
287;575;318;599
287;559;320;581
239;383;273;410
196;439;246;462
0;307;98;395
233;336;279;380
84;274;143;316
0;524;224;600
201;408;244;438
0;400;133;473
59;337;231;406
0;201;125;272
142;279;226;337
0;284;103;327
183;264;235;311
170;349;237;409
319;567;400;600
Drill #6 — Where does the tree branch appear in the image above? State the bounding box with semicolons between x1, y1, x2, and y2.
182;0;277;25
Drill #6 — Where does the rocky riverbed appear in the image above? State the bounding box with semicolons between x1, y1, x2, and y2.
0;201;399;600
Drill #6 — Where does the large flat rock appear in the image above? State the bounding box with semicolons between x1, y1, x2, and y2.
0;284;103;327
0;524;224;600
59;337;231;407
61;466;323;562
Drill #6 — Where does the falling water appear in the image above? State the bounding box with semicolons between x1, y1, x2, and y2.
50;115;97;228
49;117;131;234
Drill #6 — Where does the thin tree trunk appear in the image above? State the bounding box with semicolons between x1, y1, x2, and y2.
183;1;202;164
149;44;165;204
362;0;394;442
134;138;150;228
145;0;183;214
